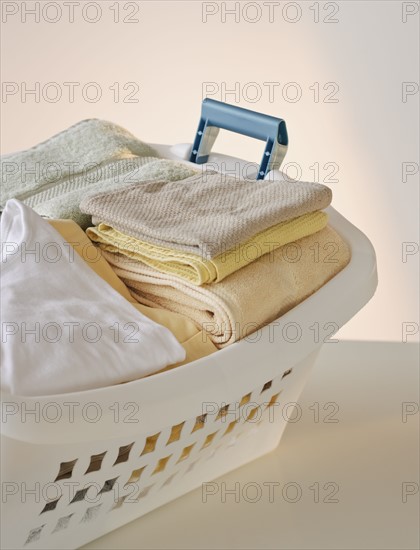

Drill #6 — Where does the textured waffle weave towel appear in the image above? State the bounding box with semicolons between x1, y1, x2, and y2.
101;225;351;348
81;171;332;258
87;211;328;285
0;120;196;227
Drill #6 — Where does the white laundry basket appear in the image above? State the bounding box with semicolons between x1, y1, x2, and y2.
0;131;377;549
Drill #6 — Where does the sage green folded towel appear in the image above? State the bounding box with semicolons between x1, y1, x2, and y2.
0;119;198;227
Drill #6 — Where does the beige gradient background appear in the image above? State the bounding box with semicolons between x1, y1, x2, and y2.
1;0;419;342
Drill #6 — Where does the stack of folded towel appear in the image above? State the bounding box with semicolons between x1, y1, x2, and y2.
49;218;218;370
81;170;351;347
1;118;352;386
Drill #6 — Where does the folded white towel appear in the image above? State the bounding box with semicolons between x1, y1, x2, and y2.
0;200;186;396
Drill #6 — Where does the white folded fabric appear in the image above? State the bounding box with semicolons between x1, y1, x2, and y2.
0;200;186;396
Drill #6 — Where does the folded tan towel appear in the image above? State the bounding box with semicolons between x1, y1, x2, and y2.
81;171;332;258
25;158;197;229
101;225;351;348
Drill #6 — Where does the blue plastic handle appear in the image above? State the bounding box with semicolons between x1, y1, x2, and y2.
189;99;288;180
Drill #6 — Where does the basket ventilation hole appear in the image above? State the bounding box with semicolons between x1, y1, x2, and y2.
140;432;161;455
266;392;281;408
113;442;134;465
24;525;45;545
152;455;171;474
52;514;73;533
282;368;293;379
224;420;238;435
184;459;200;474
205;449;216;462
110;496;127;510
80;504;102;523
100;477;119;494
239;393;251;407
70;487;90;504
137;484;153;499
246;407;260;421
201;431;218;449
216;404;230;420
227;435;239;448
261;380;273;393
162;473;177;487
40;498;60;514
166;422;185;444
125;467;146;486
85;452;107;474
191;414;207;433
54;459;78;482
177;443;195;463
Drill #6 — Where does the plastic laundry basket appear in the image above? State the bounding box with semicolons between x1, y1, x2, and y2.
0;101;378;550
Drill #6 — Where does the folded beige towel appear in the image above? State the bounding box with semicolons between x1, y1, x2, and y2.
81;171;332;258
24;158;197;228
101;225;351;348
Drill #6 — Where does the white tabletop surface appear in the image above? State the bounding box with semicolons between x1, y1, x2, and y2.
83;341;419;550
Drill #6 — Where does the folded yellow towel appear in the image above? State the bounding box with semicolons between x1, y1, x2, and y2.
48;219;217;368
86;211;328;285
101;225;351;348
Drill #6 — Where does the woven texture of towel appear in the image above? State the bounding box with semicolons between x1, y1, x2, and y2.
0;119;198;227
80;171;333;258
1;119;156;201
28;158;197;228
101;225;351;348
87;211;328;285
